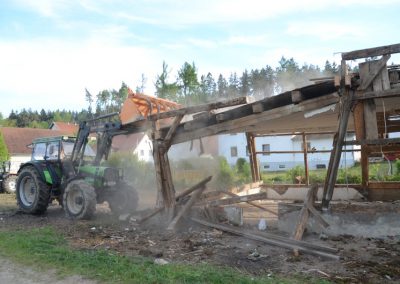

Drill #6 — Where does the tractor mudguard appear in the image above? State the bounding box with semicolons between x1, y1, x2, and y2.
17;162;51;184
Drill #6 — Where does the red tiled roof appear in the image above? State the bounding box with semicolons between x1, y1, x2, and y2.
0;127;67;155
49;122;78;135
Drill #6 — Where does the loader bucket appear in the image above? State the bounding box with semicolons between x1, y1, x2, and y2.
120;89;181;125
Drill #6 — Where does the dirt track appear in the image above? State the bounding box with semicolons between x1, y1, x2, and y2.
0;256;96;284
1;195;400;283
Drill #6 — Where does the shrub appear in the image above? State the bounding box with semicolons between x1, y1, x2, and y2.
285;165;305;183
215;156;235;190
235;158;252;183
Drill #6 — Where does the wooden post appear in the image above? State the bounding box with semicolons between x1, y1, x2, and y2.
246;132;260;182
322;60;354;209
353;101;369;188
302;133;309;185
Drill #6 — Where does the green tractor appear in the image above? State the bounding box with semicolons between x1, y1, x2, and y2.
15;114;138;219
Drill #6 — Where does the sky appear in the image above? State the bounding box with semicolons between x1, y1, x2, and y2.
0;0;400;117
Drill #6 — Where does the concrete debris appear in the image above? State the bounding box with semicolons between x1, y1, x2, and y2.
154;258;169;265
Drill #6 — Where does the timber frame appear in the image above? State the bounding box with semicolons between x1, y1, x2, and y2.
120;43;400;215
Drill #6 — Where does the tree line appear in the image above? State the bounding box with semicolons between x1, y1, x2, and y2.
0;57;339;128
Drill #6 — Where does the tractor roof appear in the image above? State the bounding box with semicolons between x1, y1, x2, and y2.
32;135;76;144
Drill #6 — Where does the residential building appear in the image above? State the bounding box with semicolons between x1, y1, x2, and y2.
219;133;356;171
0;127;67;174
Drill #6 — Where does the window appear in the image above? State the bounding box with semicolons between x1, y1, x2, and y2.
230;146;238;157
316;164;326;169
262;144;270;156
279;165;286;169
263;165;270;169
32;143;46;160
140;149;144;156
301;142;311;151
45;141;60;160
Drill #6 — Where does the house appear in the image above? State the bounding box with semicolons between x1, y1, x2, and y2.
218;133;356;171
0;127;67;174
111;133;153;162
49;122;78;135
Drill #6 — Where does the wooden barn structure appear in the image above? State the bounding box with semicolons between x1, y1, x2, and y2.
119;43;400;218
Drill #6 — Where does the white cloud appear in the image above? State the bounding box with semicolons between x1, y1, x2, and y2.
286;22;366;40
13;0;400;26
0;38;161;115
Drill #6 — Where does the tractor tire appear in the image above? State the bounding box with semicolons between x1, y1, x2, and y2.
108;183;139;216
63;180;96;220
16;167;50;214
4;175;17;194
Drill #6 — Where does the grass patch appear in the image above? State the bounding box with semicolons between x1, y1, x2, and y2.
0;227;327;284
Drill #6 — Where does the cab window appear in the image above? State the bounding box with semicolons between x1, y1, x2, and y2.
46;141;60;160
32;143;46;160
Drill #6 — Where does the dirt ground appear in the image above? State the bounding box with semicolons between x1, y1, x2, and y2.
1;194;399;284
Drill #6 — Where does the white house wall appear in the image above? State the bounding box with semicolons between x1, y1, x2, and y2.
133;135;153;162
219;133;355;171
9;154;31;174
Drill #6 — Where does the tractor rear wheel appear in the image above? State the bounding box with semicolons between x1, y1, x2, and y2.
108;183;139;216
63;180;96;219
16;167;50;214
4;175;17;194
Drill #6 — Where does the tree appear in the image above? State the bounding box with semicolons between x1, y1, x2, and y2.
155;61;179;102
217;74;227;99
135;74;147;94
0;132;9;162
85;88;94;116
227;72;239;98
177;62;199;105
199;72;216;102
239;70;251;97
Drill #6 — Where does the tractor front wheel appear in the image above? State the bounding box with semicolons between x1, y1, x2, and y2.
63;180;96;219
4;175;17;194
16;167;50;214
108;183;139;216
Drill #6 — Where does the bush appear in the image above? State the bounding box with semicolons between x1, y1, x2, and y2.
285;165;305;183
235;158;252;183
215;157;235;190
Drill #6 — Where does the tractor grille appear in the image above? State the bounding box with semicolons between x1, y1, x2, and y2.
103;168;119;187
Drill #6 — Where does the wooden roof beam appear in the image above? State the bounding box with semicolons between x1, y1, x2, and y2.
342;43;400;60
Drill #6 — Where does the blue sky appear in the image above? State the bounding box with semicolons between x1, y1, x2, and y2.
0;0;400;116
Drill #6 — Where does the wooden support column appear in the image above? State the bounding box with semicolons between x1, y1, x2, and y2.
302;133;309;185
246;132;260;182
353;100;369;188
322;60;354;209
151;114;185;219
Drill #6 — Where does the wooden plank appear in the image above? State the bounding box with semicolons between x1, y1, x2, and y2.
291;90;303;104
191;217;339;260
148;96;252;121
364;100;378;139
205;192;267;207
354;88;400;100
302;133;309;185
342;43;400;60
223;191;278;216
167;185;207;231
252;103;264;113
171;92;339;145
163;114;184;149
322;78;354;208
176;176;213;201
306;203;329;228
359;55;390;90
292;184;318;241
